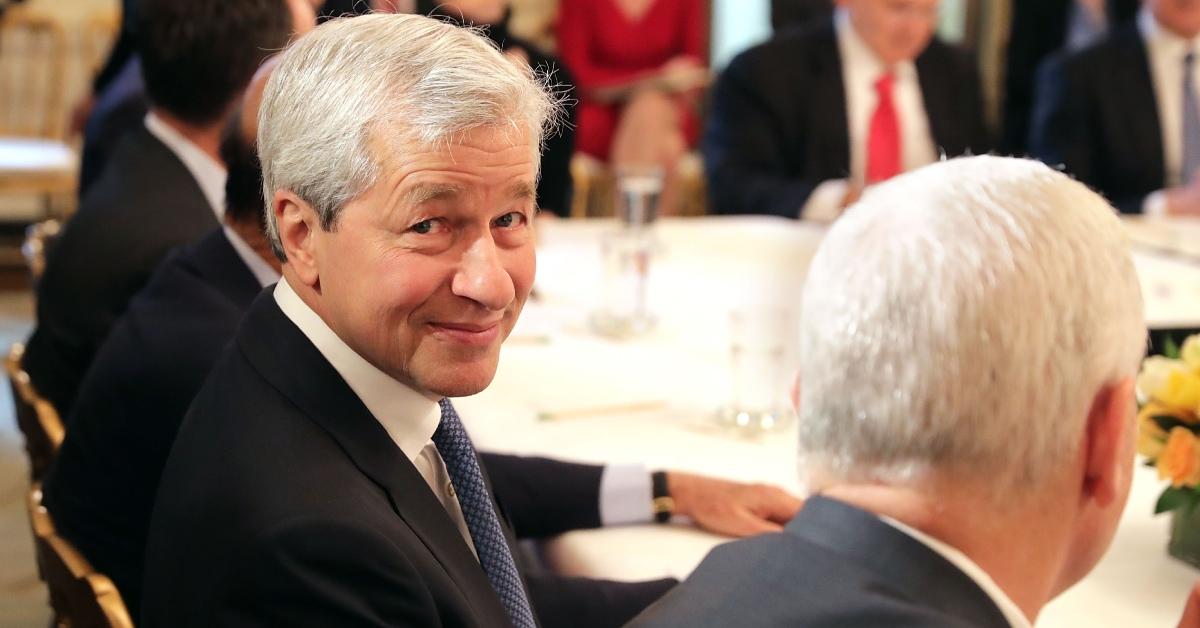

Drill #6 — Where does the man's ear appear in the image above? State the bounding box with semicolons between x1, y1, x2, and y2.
1083;377;1136;507
274;189;321;288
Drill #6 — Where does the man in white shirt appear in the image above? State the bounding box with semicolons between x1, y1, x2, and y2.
1031;0;1200;215
703;0;989;220
141;15;800;627
23;0;316;419
630;156;1146;627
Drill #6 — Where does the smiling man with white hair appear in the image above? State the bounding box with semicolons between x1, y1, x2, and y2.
631;155;1148;627
137;12;799;628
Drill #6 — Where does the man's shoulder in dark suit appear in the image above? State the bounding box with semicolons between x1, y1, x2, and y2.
42;228;261;616
24;125;219;416
629;497;1011;628
141;293;511;627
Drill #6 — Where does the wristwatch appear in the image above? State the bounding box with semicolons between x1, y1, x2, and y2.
651;470;674;524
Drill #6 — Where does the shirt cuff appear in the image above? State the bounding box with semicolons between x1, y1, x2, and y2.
598;463;653;526
1143;190;1168;217
800;179;848;222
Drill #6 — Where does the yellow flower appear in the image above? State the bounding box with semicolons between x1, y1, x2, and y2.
1138;402;1170;460
1138;356;1190;404
1157;427;1200;487
1159;370;1200;419
1183;335;1200;372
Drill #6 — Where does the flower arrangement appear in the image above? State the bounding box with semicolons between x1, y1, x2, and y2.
1137;335;1200;514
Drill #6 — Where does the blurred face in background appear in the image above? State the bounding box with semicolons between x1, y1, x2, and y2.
1147;0;1200;39
841;0;940;66
437;0;509;24
288;0;319;36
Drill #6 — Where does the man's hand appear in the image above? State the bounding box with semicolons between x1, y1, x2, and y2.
1166;173;1200;215
1178;582;1200;627
666;472;802;537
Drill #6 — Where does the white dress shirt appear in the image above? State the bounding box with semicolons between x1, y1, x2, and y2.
143;112;226;221
273;279;479;557
1140;7;1200;209
881;516;1032;628
802;9;938;221
223;227;280;288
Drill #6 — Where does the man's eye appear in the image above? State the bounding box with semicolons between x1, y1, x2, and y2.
494;212;525;229
410;219;435;234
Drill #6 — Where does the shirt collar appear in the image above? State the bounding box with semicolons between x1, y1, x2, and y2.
272;278;442;462
880;516;1032;628
143;111;226;220
835;8;918;83
222;226;280;288
1140;6;1200;58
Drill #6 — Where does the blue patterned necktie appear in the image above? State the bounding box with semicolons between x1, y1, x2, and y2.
433;399;537;628
1183;51;1200;184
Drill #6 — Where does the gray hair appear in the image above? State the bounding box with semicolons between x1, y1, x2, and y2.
798;156;1145;494
257;13;562;260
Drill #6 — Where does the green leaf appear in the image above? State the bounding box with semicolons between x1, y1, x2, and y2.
1156;487;1200;514
1164;336;1182;360
1151;415;1197;433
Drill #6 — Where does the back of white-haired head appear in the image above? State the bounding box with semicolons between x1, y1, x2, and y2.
798;156;1145;495
257;13;561;260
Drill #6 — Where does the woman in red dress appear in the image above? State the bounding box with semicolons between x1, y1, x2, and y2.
557;0;708;214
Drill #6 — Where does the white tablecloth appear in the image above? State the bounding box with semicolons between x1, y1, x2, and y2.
457;216;1200;627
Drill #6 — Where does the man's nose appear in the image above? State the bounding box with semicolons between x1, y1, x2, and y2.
451;235;516;311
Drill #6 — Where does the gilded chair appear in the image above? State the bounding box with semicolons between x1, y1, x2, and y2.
27;483;135;628
6;342;64;480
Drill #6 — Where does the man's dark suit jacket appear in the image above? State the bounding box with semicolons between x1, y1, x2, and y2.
1001;0;1137;153
629;496;1011;628
139;289;671;627
23;125;218;417
703;19;990;217
80;57;147;196
42;229;260;615
1029;24;1162;214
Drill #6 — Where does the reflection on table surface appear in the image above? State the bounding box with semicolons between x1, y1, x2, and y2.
457;216;1200;628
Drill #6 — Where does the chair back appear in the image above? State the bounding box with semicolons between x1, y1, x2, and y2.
27;483;135;628
0;6;69;139
6;342;64;479
23;218;62;283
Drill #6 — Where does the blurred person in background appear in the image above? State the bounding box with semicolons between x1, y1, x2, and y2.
1030;0;1200;215
23;0;312;418
412;0;577;216
702;0;988;220
1001;0;1138;154
557;0;708;216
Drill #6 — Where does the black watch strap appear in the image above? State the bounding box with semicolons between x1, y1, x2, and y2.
651;470;674;524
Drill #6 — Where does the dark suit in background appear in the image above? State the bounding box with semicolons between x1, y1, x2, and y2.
703;19;989;217
42;229;259;615
139;292;672;627
629;496;1011;628
79;57;147;198
1002;0;1138;154
1029;24;1161;214
23;126;218;417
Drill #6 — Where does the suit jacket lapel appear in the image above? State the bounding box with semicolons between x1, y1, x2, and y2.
814;21;852;180
917;44;956;157
788;497;1012;628
234;293;511;622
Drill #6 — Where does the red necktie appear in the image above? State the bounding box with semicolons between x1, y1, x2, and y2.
866;73;901;184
